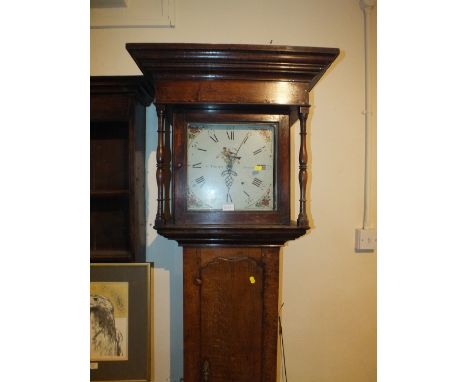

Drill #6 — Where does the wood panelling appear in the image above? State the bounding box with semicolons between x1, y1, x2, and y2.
155;80;312;106
183;247;280;382
200;256;263;381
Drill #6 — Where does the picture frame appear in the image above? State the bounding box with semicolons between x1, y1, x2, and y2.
90;263;152;382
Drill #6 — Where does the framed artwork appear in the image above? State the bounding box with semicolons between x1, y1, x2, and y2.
90;263;152;382
91;0;175;29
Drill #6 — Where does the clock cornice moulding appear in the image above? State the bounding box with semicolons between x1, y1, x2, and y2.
126;43;339;87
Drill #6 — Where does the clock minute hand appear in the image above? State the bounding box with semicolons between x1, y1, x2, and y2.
235;133;249;155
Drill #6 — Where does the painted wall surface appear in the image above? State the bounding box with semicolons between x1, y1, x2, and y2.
91;1;377;381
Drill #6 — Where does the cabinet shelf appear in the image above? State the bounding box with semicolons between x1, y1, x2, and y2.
90;189;129;197
90;249;132;262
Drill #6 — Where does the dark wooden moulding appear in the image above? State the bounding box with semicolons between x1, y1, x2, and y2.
126;43;339;247
126;44;339;382
90;76;153;262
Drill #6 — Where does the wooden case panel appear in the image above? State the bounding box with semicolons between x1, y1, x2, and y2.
200;256;263;381
155;79;312;106
183;247;280;382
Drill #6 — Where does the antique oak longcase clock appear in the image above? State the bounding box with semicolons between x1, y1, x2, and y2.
126;44;339;381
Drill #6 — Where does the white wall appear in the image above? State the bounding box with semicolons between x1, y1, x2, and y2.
91;1;377;381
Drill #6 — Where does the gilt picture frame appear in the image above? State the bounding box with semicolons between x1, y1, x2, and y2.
90;263;152;382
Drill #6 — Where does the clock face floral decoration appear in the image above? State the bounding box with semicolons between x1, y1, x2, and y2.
186;123;275;211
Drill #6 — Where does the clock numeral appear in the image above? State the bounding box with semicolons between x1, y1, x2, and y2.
195;176;206;186
197;148;207;152
209;134;219;143
241;134;249;145
192;162;202;168
252;178;263;187
226;192;233;203
243;190;250;197
226;130;234;140
253;146;265;155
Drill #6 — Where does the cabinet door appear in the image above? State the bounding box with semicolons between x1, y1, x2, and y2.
200;256;263;382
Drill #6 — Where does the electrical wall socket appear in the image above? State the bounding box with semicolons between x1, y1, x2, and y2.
355;228;376;251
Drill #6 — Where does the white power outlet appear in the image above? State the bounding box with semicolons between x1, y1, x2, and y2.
355;228;376;251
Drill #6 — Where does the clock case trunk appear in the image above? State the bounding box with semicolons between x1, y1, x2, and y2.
183;246;280;382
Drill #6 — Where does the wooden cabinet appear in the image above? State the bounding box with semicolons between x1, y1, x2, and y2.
90;76;152;262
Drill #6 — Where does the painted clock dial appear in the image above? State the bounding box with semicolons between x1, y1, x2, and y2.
186;123;276;211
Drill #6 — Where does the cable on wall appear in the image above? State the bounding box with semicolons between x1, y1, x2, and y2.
355;0;377;251
359;0;376;230
279;303;288;382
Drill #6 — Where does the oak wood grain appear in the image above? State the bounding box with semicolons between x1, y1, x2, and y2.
183;247;281;381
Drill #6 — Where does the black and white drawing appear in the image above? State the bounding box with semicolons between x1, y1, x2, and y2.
90;282;128;361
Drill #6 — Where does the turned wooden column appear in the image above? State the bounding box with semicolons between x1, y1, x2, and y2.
163;116;172;222
155;104;166;226
297;106;310;227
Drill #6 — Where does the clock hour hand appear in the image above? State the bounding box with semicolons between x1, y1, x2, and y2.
226;149;241;161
